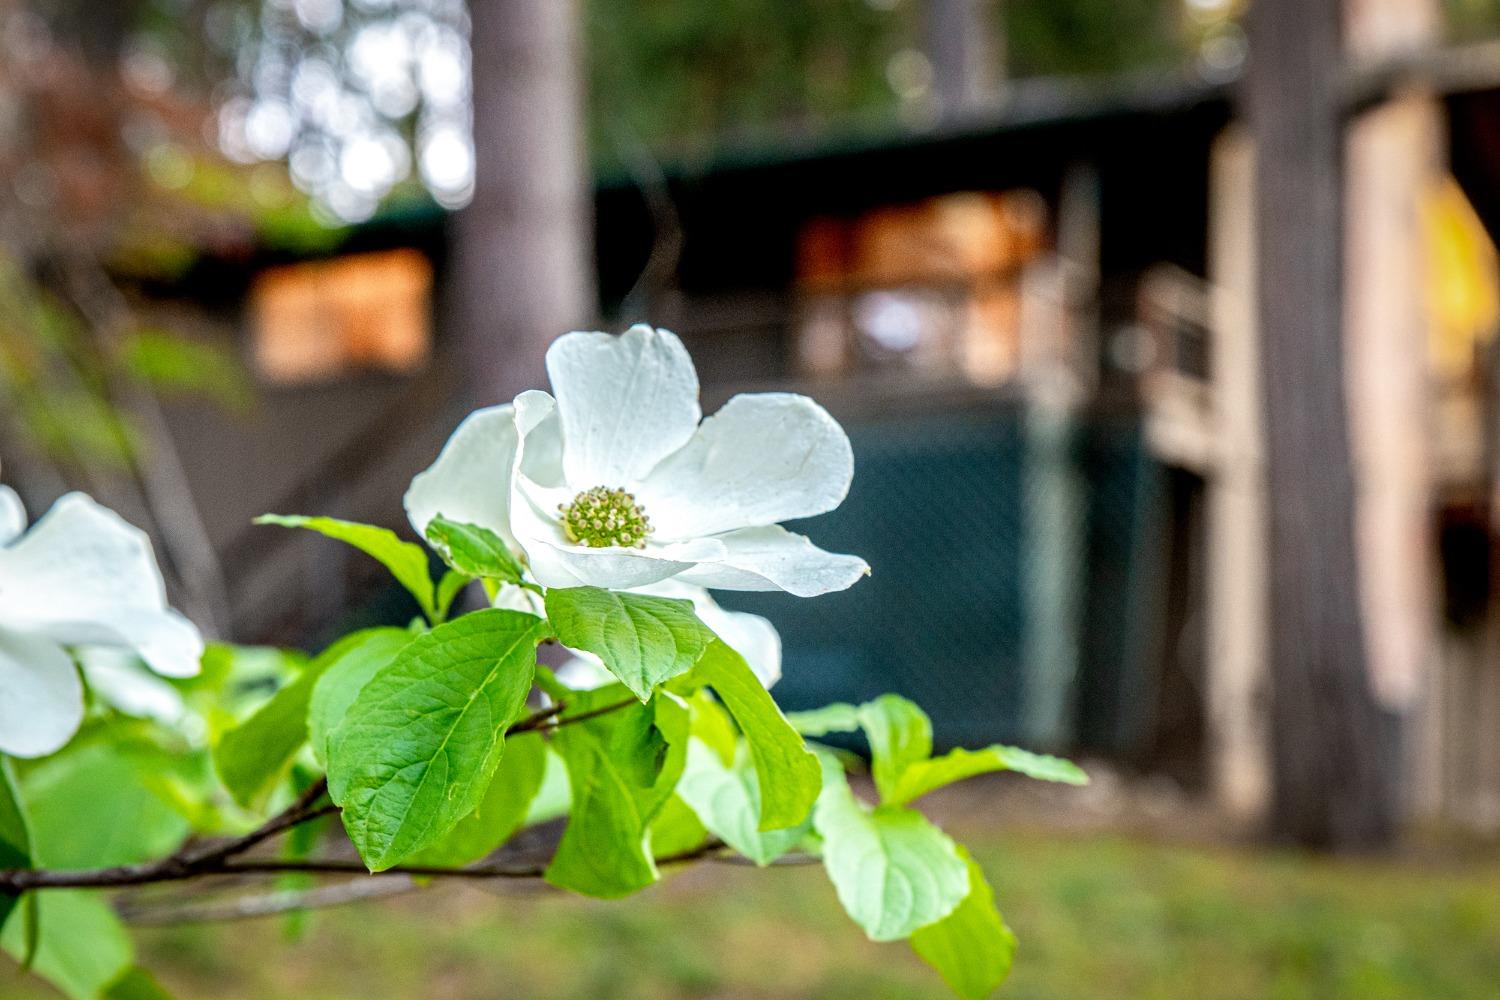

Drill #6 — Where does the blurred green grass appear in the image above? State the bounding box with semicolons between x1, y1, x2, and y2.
7;823;1500;1000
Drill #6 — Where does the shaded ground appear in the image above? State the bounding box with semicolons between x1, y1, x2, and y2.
8;774;1500;999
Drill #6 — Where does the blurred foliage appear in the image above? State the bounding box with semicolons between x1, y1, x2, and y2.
6;821;1497;999
116;152;345;276
585;0;1196;164
0;253;249;472
1447;0;1500;39
0;258;141;472
585;0;913;166
0;0;343;473
117;328;254;412
1003;0;1186;79
28;0;1208;216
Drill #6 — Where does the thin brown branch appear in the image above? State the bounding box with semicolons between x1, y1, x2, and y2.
543;696;640;730
120;878;420;926
0;839;727;894
505;701;568;734
711;852;821;868
118;840;764;926
0;779;333;892
0;694;650;895
60;257;233;636
490;693;639;737
219;839;725;881
177;779;332;867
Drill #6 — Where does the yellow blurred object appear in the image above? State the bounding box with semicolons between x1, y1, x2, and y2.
1424;176;1499;381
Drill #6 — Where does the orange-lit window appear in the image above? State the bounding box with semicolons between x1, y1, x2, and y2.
250;248;433;384
794;191;1048;387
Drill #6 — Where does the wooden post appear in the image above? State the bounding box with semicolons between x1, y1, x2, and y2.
453;0;597;404
1343;0;1442;819
1245;0;1400;847
1018;167;1095;747
1206;127;1273;826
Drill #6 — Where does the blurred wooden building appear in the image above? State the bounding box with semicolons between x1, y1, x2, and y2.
77;44;1500;834
112;71;1231;780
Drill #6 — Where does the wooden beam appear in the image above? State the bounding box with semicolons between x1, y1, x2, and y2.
1343;37;1500;114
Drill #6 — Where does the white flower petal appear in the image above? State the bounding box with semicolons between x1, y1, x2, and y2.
0;494;204;676
78;648;186;724
404;404;518;544
523;535;726;591
0;629;82;758
636;580;782;688
640;393;854;539
0;486;27;545
547;325;701;487
712;607;782;688
676;526;870;598
34;608;204;678
0;492;167;614
513;390;566;488
491;582;546;617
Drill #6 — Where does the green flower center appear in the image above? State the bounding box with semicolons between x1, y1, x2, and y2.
558;486;653;549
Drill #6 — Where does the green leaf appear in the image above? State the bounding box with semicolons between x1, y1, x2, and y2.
910;847;1016;1000
545;688;689;898
648;794;709;858
306;628;415;766
521;746;569;828
434;569;472;622
214;639;362;808
676;739;808;865
544;587;716;700
790;694;1084;807
785;702;861;737
3;891;133;1000
190;645;306;736
17;892;38;971
103;965;176;1000
25;744;188;869
256;515;437;621
687;690;737;766
0;759;30;933
889;746;1088;807
686;640;820;831
425;515;525;584
408;732;548;868
640;691;691;809
857;695;934;802
328;609;547;871
813;760;969;942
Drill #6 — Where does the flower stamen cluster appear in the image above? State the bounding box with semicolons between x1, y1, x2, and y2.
558;486;652;549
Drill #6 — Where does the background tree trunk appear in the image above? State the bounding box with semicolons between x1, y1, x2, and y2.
1245;0;1401;848
454;0;597;405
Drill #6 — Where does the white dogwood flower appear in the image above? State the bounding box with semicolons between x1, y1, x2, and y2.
406;324;869;595
76;648;188;727
0;487;204;758
556;580;783;691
